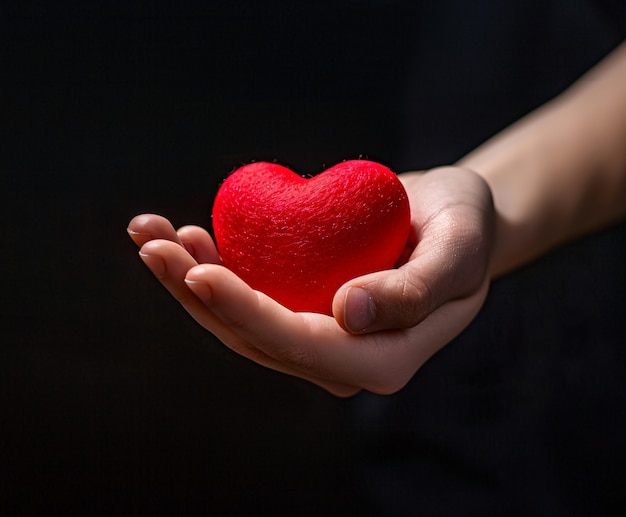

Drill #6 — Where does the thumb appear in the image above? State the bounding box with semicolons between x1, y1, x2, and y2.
332;266;439;334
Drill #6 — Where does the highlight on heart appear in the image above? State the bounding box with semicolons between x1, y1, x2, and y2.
212;160;412;315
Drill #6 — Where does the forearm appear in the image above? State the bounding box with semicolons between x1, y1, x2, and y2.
459;41;626;277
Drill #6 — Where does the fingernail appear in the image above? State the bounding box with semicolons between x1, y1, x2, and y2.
344;287;376;333
184;278;212;301
139;251;166;277
127;228;151;237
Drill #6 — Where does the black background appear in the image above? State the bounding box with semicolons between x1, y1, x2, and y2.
2;1;626;515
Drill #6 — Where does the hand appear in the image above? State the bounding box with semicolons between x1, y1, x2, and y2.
127;166;495;396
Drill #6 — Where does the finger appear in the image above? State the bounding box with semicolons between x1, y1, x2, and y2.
333;210;488;333
138;239;203;307
176;225;222;264
139;240;254;351
127;214;183;248
139;240;359;397
139;239;262;362
184;263;446;394
183;265;361;397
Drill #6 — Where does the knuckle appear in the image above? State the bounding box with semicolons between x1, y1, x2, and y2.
392;274;433;327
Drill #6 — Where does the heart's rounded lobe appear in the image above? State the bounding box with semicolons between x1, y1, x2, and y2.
212;160;411;314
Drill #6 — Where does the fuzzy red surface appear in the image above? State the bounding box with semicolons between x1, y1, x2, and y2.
212;160;411;315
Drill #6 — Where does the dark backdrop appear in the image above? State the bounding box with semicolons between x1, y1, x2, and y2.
2;1;626;515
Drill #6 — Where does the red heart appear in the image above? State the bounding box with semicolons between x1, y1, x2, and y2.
212;160;411;314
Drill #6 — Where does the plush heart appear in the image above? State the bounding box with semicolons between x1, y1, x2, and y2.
212;160;411;315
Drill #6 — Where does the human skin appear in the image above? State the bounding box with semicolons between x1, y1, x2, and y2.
460;41;626;277
128;167;493;396
128;41;626;396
